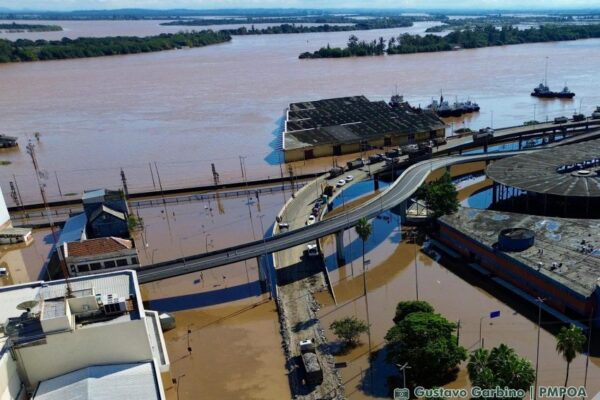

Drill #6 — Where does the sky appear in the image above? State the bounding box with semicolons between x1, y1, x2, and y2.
1;0;599;11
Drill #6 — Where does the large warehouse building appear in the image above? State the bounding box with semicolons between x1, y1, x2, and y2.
282;96;446;162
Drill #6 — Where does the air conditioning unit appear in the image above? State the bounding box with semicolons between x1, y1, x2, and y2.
100;294;127;315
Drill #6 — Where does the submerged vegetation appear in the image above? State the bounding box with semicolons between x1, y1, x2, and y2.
300;23;600;59
166;16;415;35
0;22;62;32
0;30;231;63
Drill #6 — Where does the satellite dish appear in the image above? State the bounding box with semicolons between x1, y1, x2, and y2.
16;300;39;311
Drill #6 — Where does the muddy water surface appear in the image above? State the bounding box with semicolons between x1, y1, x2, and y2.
1;20;599;202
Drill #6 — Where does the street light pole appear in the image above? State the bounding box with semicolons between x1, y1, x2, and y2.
397;363;411;389
412;230;419;301
479;316;486;349
205;233;212;253
534;297;545;400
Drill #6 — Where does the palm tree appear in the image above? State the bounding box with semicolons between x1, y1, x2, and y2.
355;217;373;387
556;325;586;400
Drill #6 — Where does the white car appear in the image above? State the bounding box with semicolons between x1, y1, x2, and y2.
306;215;316;225
336;179;346;187
307;244;319;257
345;175;354;182
0;267;7;277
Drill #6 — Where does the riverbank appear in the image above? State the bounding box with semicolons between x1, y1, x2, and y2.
299;23;600;59
0;30;230;63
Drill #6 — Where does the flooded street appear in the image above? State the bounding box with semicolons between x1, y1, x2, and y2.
315;163;600;398
1;21;600;203
0;227;55;286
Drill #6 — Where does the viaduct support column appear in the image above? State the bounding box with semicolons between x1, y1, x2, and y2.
335;230;346;265
393;200;408;224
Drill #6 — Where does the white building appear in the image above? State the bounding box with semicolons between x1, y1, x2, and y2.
0;270;169;399
0;185;31;245
62;237;140;276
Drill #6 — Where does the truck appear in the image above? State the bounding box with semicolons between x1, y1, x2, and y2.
473;127;494;141
329;166;344;178
299;339;323;385
346;158;364;170
554;116;568;124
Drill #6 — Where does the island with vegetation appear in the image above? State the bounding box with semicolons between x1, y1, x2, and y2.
165;16;416;35
299;23;600;59
0;22;62;32
0;30;231;63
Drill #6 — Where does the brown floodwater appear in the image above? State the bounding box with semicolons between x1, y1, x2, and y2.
315;166;600;399
1;21;599;203
161;298;291;400
0;228;54;286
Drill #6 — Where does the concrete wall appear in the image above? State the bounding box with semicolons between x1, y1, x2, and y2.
67;249;139;276
0;185;11;230
0;352;23;400
284;128;445;162
15;318;153;389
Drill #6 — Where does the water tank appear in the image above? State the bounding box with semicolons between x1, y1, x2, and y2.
498;228;535;252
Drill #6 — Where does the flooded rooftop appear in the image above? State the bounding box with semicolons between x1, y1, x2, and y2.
440;208;600;297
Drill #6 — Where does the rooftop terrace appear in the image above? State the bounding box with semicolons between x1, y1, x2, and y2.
284;96;445;150
440;208;600;297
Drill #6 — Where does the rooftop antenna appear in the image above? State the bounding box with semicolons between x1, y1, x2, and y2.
26;140;72;295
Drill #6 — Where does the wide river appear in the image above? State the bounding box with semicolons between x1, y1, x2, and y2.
1;20;600;203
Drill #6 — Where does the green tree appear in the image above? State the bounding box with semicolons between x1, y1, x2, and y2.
355;217;373;384
385;312;466;387
393;300;434;324
467;344;535;395
556;325;586;399
330;317;369;347
418;172;459;218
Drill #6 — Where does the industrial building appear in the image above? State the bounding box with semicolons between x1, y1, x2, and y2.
282;96;446;162
486;139;600;218
0;270;169;399
437;208;599;330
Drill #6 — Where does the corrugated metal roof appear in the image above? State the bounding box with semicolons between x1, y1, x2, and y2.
284;96;445;150
57;213;87;247
487;138;600;197
32;362;162;400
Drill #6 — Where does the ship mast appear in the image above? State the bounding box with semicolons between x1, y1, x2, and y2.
544;56;549;87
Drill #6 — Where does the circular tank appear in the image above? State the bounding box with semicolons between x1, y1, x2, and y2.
498;228;535;252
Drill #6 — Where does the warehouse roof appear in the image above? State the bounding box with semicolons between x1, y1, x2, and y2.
283;96;445;150
486;139;600;197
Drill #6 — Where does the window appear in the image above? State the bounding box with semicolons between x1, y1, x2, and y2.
333;145;342;156
70;265;76;274
384;137;392;146
131;257;139;265
304;149;314;159
116;259;129;267
90;263;102;271
78;264;90;272
104;260;116;269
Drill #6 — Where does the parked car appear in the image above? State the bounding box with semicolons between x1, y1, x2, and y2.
307;244;319;257
306;215;316;225
0;267;7;277
336;179;346;187
278;222;289;230
345;175;354;182
572;113;586;122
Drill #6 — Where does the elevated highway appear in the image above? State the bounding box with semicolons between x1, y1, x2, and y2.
137;150;531;283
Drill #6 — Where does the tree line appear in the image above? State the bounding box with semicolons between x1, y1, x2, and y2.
0;22;62;32
299;23;600;59
0;30;231;63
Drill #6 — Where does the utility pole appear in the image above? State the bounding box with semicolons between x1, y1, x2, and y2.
288;164;295;195
583;306;593;397
456;319;461;345
412;230;419;301
12;174;24;212
9;182;20;207
211;163;220;186
54;171;63;198
120;168;129;200
534;297;545;400
26;141;71;293
149;162;156;189
363;256;373;388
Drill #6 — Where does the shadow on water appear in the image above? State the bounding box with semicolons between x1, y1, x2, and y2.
353;347;398;399
323;210;401;273
264;116;285;166
147;280;264;313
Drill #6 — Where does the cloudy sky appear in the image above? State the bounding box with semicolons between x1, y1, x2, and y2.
1;0;598;10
